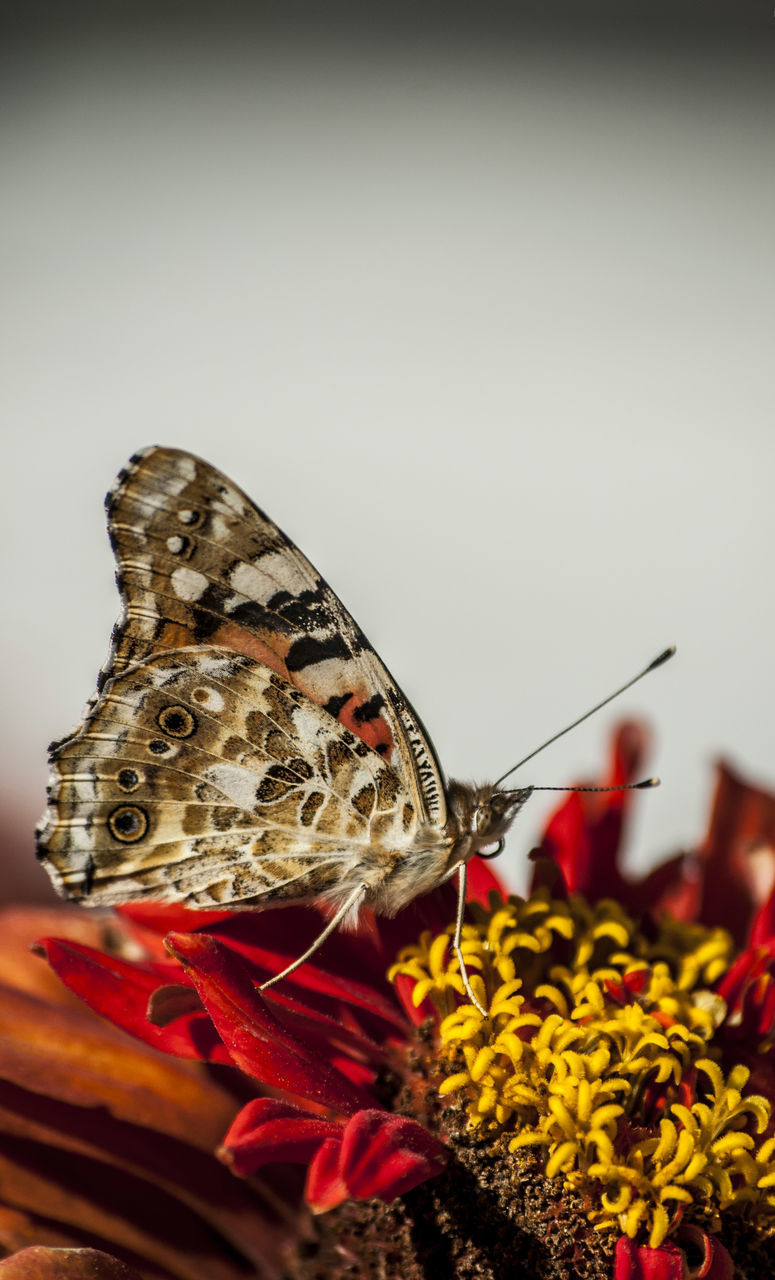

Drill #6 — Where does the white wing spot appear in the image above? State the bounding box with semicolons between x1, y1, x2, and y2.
228;561;271;603
177;509;197;525
191;685;225;712
204;762;271;809
229;554;309;602
166;535;185;553
210;514;233;542
218;485;246;517
171;566;208;601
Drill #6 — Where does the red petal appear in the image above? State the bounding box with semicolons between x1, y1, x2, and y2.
631;853;702;926
534;721;648;901
392;973;438;1026
36;938;229;1063
0;908;109;1006
165;931;372;1115
253;987;390;1075
306;1109;445;1213
220;1098;342;1176
679;1225;734;1279
750;882;775;948
614;1236;686;1280
374;883;458;959
116;902;232;934
0;1247;144;1279
466;858;506;906
114;902;233;960
305;1136;346;1213
187;911;408;1036
696;760;775;945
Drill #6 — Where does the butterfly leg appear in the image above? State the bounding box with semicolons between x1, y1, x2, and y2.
452;861;488;1018
259;881;370;993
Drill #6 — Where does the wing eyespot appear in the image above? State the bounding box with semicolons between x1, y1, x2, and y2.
108;804;149;843
165;533;195;560
117;768;141;792
176;508;201;527
156;705;198;738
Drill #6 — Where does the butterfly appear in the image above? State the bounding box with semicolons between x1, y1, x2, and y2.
36;447;560;1012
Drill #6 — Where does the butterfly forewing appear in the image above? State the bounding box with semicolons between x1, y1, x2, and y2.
101;447;446;827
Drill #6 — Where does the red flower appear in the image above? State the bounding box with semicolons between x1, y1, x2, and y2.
532;722;775;1278
614;1227;734;1280
0;907;293;1279
36;895;450;1218
12;721;775;1277
533;722;775;944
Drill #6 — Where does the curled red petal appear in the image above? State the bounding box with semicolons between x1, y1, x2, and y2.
614;1236;686;1280
305;1136;345;1214
306;1109;446;1213
679;1225;734;1279
220;1098;343;1176
165;931;372;1115
36;937;229;1063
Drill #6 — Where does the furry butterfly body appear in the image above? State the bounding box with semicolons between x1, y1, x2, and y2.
37;448;531;998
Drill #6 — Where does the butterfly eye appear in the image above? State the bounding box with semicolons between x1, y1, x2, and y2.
108;805;148;843
156;705;198;739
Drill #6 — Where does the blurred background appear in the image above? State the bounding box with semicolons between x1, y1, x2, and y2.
2;2;774;904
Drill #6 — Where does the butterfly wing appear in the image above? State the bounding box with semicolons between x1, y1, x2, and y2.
99;447;446;828
38;648;422;909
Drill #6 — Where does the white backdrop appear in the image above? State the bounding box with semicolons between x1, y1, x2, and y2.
2;9;774;901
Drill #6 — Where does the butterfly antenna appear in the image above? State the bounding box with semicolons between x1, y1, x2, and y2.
530;778;659;793
494;646;675;789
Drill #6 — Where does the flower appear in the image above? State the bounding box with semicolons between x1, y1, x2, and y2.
0;906;300;1279
35;893;449;1217
6;720;775;1279
388;724;775;1279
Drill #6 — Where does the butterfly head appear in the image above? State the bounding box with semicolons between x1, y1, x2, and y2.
444;780;533;867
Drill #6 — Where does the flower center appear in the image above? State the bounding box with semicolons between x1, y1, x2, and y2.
390;887;775;1253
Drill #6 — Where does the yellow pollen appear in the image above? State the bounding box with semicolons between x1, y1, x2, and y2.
389;887;775;1250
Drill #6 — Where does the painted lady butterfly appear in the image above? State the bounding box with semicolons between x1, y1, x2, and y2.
37;447;648;1012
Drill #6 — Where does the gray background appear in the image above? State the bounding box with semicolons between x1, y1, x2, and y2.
2;3;774;902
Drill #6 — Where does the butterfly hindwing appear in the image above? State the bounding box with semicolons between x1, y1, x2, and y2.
101;447;446;827
39;648;420;909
